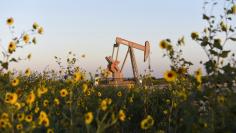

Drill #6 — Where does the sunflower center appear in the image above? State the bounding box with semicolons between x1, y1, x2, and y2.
167;73;173;78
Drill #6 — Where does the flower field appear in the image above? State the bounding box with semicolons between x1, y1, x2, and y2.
1;0;236;133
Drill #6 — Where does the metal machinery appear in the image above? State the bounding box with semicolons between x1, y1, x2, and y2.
104;37;150;86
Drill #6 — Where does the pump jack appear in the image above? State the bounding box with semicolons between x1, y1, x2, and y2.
104;37;150;86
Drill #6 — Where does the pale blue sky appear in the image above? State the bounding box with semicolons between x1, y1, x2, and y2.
0;0;235;77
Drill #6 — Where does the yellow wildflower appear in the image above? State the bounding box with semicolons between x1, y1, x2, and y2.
38;27;44;34
35;107;40;113
140;115;154;130
23;34;30;43
232;4;236;14
195;68;202;83
117;91;122;97
159;40;169;49
37;87;48;97
17;113;25;122
6;17;14;25
54;98;60;106
74;71;82;82
25;114;33;122
33;22;39;29
47;128;54;133
106;98;112;105
27;53;32;59
85;112;93;125
164;70;177;82
14;102;21;110
8;41;16;53
1;113;9;120
163;110;168;115
97;92;102;97
191;32;199;40
118;110;126;122
60;89;68;97
26;91;36;105
11;78;19;87
39;117;50;127
16;123;23;130
217;95;225;104
82;83;88;93
39;111;48;120
100;99;108;111
43;100;49;107
32;37;37;44
25;68;31;77
5;92;18;104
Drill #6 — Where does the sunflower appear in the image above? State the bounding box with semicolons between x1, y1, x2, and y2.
25;114;33;122
118;110;126;122
100;99;108;111
178;36;185;45
43;100;49;107
11;78;20;87
23;34;30;43
106;98;112;105
26;91;36;105
195;68;202;83
16;123;23;130
27;53;32;59
39;117;50;127
232;4;236;14
37;87;48;97
47;128;54;133
163;110;168;115
97;92;102;97
17;113;25;122
8;41;16;53
117;91;122;97
32;22;39;29
140;115;154;130
217;95;225;104
35;107;40;113
25;68;31;77
1;113;8;120
0;119;6;128
73;72;82;82
191;32;199;40
164;70;177;82
14;102;21;110
84;112;93;125
38;27;44;34
32;37;37;44
127;84;134;90
5;92;18;104
54;98;60;106
60;89;68;97
6;17;14;25
39;111;48;120
159;40;169;49
82;83;88;93
129;97;134;103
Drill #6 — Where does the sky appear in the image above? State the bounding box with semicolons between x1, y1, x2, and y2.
0;0;235;78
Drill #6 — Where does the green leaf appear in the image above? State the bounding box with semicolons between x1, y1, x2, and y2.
1;62;8;70
213;39;222;50
203;14;210;20
209;49;218;56
204;60;215;74
220;50;231;58
229;37;236;41
10;58;17;62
